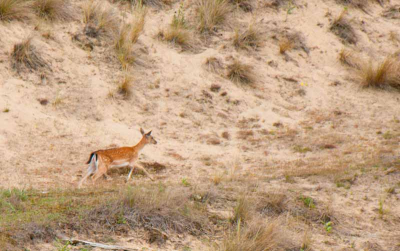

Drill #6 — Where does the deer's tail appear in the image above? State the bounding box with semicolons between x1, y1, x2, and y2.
86;153;98;174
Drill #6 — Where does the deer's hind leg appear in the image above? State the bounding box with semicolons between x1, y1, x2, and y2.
92;156;109;183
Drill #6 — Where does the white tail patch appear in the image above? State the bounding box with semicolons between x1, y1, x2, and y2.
87;154;98;174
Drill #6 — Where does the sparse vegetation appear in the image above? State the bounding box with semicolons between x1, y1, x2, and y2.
11;38;47;72
330;10;357;44
227;60;254;85
117;74;133;98
338;48;360;68
233;24;262;50
357;56;400;89
279;37;293;54
82;0;119;38
230;0;252;12
219;218;299;251
204;57;224;73
0;0;31;21
196;0;230;33
32;0;73;21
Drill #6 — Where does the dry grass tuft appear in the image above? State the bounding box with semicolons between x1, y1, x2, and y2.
279;37;293;54
358;56;400;89
338;48;361;68
114;3;146;66
0;0;32;21
227;60;254;85
219;218;299;251
230;195;252;224
196;0;230;33
128;0;171;7
330;10;357;44
83;0;119;38
11;38;47;72
115;24;135;68
32;0;73;21
158;26;191;47
129;3;147;44
204;56;224;73
118;74;133;98
233;24;262;50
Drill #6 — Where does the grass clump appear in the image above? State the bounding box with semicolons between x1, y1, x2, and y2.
0;0;31;21
117;74;133;98
196;0;230;33
219;218;299;251
32;0;73;21
114;3;146;68
278;37;293;54
158;3;191;47
11;38;47;72
227;59;254;85
230;195;252;224
358;56;400;89
204;56;224;73
338;48;360;68
330;10;357;44
82;0;119;38
233;24;262;50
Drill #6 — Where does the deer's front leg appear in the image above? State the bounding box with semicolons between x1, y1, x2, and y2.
126;161;135;182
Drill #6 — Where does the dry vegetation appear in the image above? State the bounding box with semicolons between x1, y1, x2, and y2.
330;10;357;44
11;38;47;72
358;56;400;89
82;0;119;38
227;59;254;84
0;0;31;21
233;23;262;50
32;0;73;21
196;0;230;33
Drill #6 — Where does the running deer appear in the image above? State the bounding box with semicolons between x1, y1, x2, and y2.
78;128;157;188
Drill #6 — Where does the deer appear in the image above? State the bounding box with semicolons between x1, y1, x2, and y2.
78;128;157;188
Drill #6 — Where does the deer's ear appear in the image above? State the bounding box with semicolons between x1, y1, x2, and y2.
146;130;152;136
140;128;145;135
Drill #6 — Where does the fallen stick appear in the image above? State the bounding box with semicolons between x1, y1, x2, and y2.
60;237;138;251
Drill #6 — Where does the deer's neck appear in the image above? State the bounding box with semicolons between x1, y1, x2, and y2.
134;137;147;152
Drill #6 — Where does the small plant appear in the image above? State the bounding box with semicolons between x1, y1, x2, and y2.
3;108;10;113
293;145;311;153
204;57;223;73
378;199;384;215
299;195;315;209
181;178;190;186
227;59;254;85
159;3;190;47
172;2;186;28
279;37;293;54
324;221;332;233
358;56;400;89
285;0;295;21
233;23;262;50
0;0;31;21
82;0;119;38
115;24;135;68
338;48;360;69
55;239;70;251
231;196;251;224
129;2;147;44
117;74;133;98
196;0;230;33
32;0;73;21
330;10;357;44
11;38;47;72
385;187;395;194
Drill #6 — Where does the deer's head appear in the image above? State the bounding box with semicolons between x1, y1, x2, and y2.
140;128;157;145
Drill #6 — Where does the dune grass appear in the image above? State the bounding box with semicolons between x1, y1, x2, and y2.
0;0;32;21
196;0;230;33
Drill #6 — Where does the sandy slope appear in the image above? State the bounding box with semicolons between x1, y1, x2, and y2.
1;0;400;250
